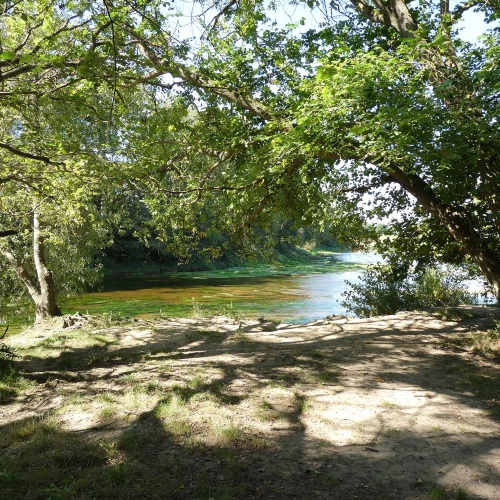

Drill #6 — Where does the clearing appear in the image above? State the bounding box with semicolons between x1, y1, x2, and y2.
1;306;499;499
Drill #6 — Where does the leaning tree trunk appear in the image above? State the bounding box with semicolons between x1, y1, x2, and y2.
0;211;61;322
386;163;500;300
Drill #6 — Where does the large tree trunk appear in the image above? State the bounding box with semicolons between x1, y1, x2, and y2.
387;164;500;299
0;211;61;322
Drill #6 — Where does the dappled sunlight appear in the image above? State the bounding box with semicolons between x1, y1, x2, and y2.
121;328;157;345
1;308;499;498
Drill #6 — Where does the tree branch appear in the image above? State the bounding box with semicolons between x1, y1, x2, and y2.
350;0;418;37
0;142;65;165
0;230;18;238
204;0;239;36
157;177;266;196
452;0;483;21
125;29;275;121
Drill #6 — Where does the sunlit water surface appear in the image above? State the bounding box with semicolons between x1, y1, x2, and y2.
73;253;382;324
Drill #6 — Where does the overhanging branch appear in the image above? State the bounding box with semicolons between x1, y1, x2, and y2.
0;142;65;166
452;0;483;21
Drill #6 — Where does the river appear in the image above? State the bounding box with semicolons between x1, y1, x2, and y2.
72;252;379;324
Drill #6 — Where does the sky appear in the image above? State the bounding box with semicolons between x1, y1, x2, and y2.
172;0;496;44
456;8;494;42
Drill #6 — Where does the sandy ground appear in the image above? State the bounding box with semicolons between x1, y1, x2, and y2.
2;306;500;499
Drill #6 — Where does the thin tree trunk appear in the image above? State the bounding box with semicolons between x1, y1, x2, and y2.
32;210;62;321
0;247;41;303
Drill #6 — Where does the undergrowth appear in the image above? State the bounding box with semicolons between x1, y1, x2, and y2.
446;319;500;359
341;264;479;318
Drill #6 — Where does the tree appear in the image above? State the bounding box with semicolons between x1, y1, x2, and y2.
0;0;159;320
1;0;499;323
0;147;116;321
121;0;500;298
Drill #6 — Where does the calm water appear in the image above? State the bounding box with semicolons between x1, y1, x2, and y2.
72;252;496;323
78;253;380;324
254;253;382;322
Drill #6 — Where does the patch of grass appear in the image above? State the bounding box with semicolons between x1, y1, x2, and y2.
3;413;59;451
467;321;500;358
95;311;131;328
13;329;119;374
63;392;88;406
119;392;156;414
99;405;117;424
210;303;245;322
294;392;308;413
309;349;327;360
120;374;163;396
98;441;125;465
309;367;340;385
231;330;252;344
95;390;116;403
453;363;500;413
269;372;299;388
445;320;500;359
158;360;175;373
257;399;272;410
164;418;193;438
53;441;107;468
216;424;249;446
254;400;285;422
381;400;399;409
186;329;227;343
144;379;163;394
0;335;17;362
106;462;133;482
7;418;39;443
0;468;18;484
428;486;470;499
188;375;205;390
44;482;75;499
191;298;204;318
433;307;478;322
38;334;71;348
117;430;140;453
190;389;220;404
0;366;35;403
154;389;192;438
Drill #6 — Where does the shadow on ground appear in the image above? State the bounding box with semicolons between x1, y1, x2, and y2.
1;309;499;499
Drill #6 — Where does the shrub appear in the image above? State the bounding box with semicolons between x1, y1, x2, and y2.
341;264;477;318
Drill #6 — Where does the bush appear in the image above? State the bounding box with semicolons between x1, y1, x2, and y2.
341;264;477;318
413;267;475;308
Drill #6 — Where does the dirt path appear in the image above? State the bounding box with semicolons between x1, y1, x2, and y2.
1;307;500;499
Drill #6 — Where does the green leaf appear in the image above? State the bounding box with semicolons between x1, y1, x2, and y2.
0;51;17;61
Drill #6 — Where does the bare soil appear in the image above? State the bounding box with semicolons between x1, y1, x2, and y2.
1;306;499;499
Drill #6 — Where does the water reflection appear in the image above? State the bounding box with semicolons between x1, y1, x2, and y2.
333;252;382;265
265;253;382;322
85;253;380;324
277;271;364;323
